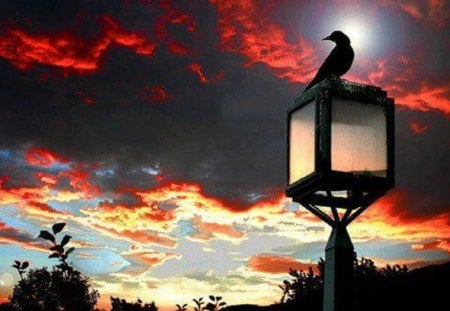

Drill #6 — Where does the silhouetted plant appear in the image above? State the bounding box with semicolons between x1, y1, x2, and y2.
110;297;158;311
11;261;29;280
193;297;206;311
204;296;226;311
282;267;322;308
278;280;291;304
38;222;74;265
10;222;99;311
175;303;187;311
9;265;99;311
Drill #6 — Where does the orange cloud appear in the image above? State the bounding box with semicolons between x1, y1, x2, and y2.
248;255;317;274
123;250;179;268
210;0;317;83
0;16;156;74
36;172;58;185
88;223;176;248
351;189;450;243
191;215;244;241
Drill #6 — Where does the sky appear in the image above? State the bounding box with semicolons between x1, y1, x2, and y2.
0;0;449;309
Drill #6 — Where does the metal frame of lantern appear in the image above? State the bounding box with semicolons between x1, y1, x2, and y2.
286;78;395;311
286;78;395;211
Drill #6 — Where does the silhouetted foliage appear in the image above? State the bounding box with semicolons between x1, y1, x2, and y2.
9;222;99;311
204;296;226;311
9;265;99;311
280;267;322;311
38;222;74;264
175;303;188;311
11;261;29;280
193;297;206;311
110;297;157;311
272;257;450;311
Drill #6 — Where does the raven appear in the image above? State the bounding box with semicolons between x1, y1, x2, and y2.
304;31;354;92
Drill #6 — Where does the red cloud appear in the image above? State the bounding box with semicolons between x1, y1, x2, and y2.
26;148;68;167
36;172;58;185
352;56;450;115
0;15;156;74
412;239;450;254
188;63;225;84
59;168;101;199
146;85;172;104
154;0;196;56
409;119;429;134
383;0;450;28
210;0;317;83
248;255;317;274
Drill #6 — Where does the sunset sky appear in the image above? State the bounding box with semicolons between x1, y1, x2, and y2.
0;0;449;309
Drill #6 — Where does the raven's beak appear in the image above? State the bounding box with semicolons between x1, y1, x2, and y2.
322;35;331;41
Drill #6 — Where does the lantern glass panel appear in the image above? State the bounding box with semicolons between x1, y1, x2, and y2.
289;100;316;184
331;98;387;177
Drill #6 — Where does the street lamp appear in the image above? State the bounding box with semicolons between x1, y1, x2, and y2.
286;78;394;311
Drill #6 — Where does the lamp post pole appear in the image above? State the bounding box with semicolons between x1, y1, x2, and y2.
323;224;354;311
300;191;383;311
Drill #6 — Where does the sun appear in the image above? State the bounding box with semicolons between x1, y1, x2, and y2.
339;18;371;52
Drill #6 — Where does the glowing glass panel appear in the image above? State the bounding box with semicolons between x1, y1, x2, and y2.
331;98;387;177
289;101;316;184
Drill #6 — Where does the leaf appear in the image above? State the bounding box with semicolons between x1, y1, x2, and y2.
52;223;66;235
50;245;64;253
21;261;29;269
199;297;203;301
219;302;226;306
66;247;75;256
49;253;59;259
216;296;222;301
61;235;72;247
209;296;215;301
38;230;55;243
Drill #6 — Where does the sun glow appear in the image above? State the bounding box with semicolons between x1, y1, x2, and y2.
324;14;374;54
339;18;371;52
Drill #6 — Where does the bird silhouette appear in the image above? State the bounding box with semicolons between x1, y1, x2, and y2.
304;31;354;92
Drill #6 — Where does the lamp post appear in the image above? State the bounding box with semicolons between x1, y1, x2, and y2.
286;78;395;311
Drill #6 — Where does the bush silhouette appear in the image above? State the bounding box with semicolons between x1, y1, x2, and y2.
10;265;99;311
9;222;99;311
110;297;158;311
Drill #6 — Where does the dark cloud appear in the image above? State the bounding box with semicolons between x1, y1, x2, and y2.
0;0;448;217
